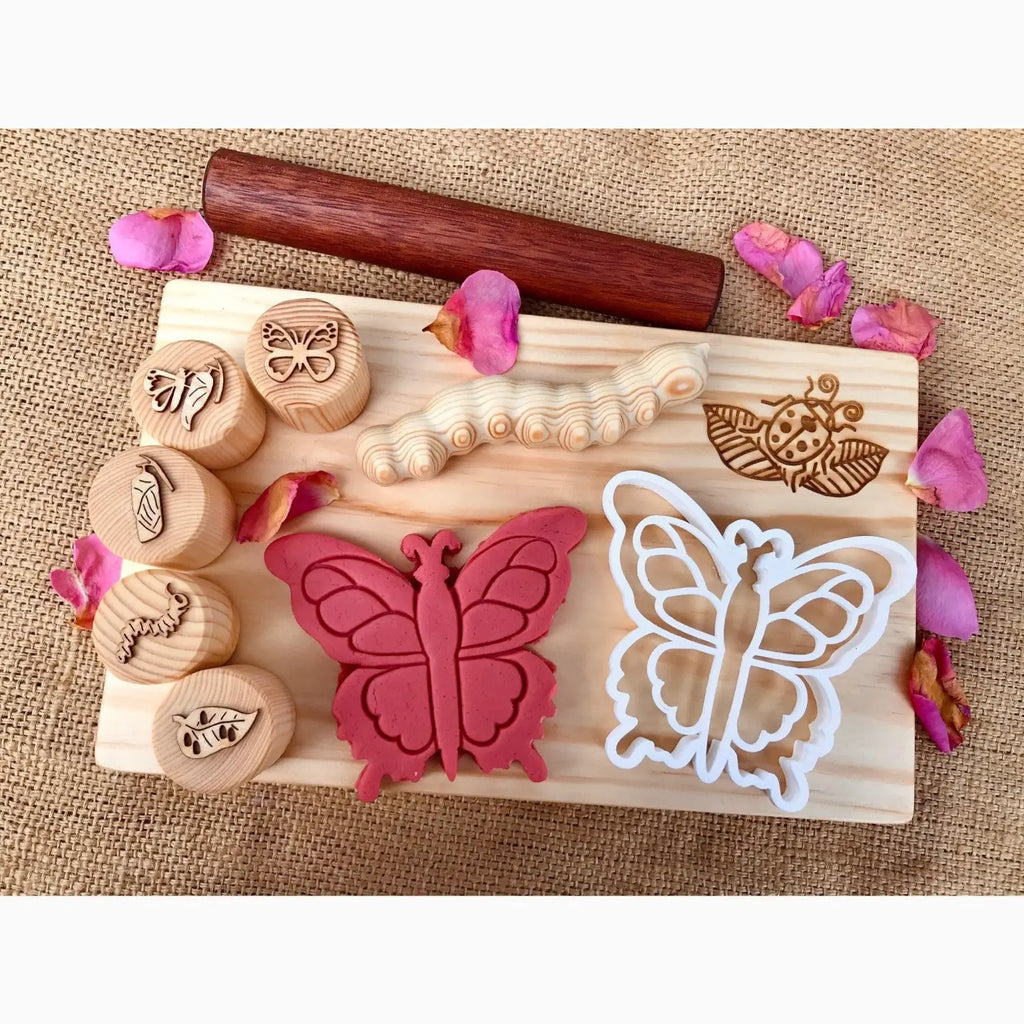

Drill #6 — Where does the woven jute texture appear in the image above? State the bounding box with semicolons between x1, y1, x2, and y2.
1;130;1021;895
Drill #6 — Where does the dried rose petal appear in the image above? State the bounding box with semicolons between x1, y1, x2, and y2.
733;222;824;298
108;207;214;274
850;298;942;360
237;471;341;544
909;637;971;752
49;533;122;630
907;408;988;511
424;269;520;375
786;261;853;328
917;535;979;641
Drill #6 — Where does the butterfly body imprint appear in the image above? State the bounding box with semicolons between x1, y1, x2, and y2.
266;508;586;801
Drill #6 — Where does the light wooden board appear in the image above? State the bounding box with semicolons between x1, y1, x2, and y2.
96;279;919;822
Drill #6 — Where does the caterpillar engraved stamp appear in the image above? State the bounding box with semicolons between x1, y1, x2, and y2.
703;374;889;496
116;584;190;662
245;298;371;432
130;339;266;469
92;569;240;685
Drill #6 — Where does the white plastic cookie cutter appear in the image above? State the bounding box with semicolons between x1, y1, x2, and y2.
602;470;916;812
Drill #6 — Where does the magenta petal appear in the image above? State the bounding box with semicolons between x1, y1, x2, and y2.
733;223;824;298
236;471;341;544
916;535;979;640
910;693;958;752
108;208;213;274
50;568;88;615
907;408;988;511
49;532;121;629
786;261;853;328
850;298;941;360
425;269;520;375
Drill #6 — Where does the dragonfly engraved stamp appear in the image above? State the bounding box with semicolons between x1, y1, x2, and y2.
116;583;191;663
131;455;174;542
143;358;225;431
262;319;338;383
703;374;889;496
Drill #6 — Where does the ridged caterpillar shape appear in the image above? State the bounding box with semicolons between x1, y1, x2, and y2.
356;342;710;486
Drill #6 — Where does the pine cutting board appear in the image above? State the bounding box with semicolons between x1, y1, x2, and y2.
95;279;919;822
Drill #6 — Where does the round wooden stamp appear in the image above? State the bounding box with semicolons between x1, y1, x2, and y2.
129;339;267;469
152;664;296;794
244;298;371;433
92;569;240;685
88;445;236;569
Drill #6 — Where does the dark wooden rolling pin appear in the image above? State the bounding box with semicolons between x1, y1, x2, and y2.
202;149;724;331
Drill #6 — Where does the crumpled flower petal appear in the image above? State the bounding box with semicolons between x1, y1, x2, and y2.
733;222;824;298
907;408;988;511
785;261;853;328
909;637;971;752
237;471;341;543
917;535;979;641
424;269;520;375
108;207;214;274
850;298;942;360
49;533;122;630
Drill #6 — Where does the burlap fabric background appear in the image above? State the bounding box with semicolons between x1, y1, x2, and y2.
1;130;1020;895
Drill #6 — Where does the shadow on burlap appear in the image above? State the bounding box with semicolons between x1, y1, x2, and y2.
1;129;1021;894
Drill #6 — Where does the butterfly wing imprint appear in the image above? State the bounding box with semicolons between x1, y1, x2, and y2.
602;470;915;812
266;507;586;801
453;507;587;781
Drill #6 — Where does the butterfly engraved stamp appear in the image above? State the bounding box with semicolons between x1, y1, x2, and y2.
143;358;225;430
262;319;338;383
602;470;915;812
266;507;587;801
703;373;889;496
172;706;258;759
131;455;174;543
116;583;191;663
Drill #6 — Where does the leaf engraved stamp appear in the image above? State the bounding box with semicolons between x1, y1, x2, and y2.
116;583;190;663
131;455;174;542
262;320;338;383
173;706;259;759
704;374;889;496
143;358;225;431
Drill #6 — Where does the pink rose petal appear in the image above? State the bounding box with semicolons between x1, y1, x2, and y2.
49;533;122;630
909;637;971;752
907;408;988;511
108;208;214;274
424;269;520;375
917;535;979;641
733;222;824;298
237;471;341;544
786;261;853;328
850;298;942;360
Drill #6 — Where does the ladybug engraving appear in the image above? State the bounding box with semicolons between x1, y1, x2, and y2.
703;374;889;497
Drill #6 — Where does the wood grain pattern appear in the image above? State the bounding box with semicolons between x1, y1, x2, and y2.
96;279;919;823
152;664;295;794
244;298;370;432
356;341;709;485
88;446;236;569
92;569;239;685
130;339;266;469
202;149;725;331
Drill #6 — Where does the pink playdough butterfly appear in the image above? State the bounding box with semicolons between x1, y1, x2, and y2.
265;507;586;801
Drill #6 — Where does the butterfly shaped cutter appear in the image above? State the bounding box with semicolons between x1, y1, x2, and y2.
266;507;587;801
602;470;916;812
